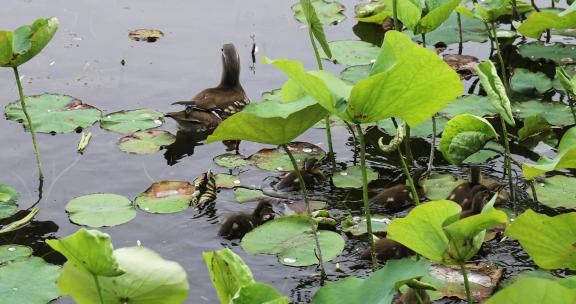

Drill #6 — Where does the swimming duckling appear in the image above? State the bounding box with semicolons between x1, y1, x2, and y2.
369;168;427;211
275;158;326;191
447;166;483;206
460;186;491;218
360;238;413;261
218;200;274;239
166;43;249;130
395;288;431;304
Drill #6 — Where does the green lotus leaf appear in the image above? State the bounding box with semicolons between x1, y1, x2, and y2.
410;12;488;45
342;214;390;236
518;42;576;63
295;0;333;58
135;181;194;213
100;109;164;134
474;61;515;126
320;40;381;66
513;100;575;126
423;174;465;200
417;0;461;34
248;142;325;171
117;130;176;154
234;188;266;203
518;115;556;148
531;175;576;209
215;174;241;189
65;193;136;227
485;277;576;304
556;66;576;95
462;141;504;164
0;245;32;264
243;96;318;119
518;6;576;38
340;64;371;84
233;282;290;304
384;0;422;30
439;114;498;165
332;165;378;189
522;126;576;179
440;95;497;118
510;68;553;95
0;17;58;67
0;184;19;220
213;153;253;169
292;0;346;26
0;256;60;303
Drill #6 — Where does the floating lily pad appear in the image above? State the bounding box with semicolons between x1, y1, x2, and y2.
213;153;253;169
411;12;488;45
65;193;136;227
241;215;345;266
518;42;576;64
292;0;346;25
135;181;194;213
128;29;164;42
249;142;325;172
0;256;60;303
340;64;371;84
215;174;241;189
0;245;32;264
377;116;448;137
100;109;164;134
531;175;576;209
4;93;101;133
332;165;378;189
423;174;465;200
512;100;575;126
342;214;390;236
0;184;19;220
234;188;266;203
117;130;176;154
511;68;553;95
320;40;380;65
441;95;497;118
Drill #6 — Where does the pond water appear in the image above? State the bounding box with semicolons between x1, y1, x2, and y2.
0;0;573;303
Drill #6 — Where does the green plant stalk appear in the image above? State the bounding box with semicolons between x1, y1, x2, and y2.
529;180;538;202
282;144;327;279
307;27;336;172
499;117;515;201
404;125;414;166
415;290;424;304
0;208;39;234
457;13;463;54
355;124;377;270
92;274;105;304
460;263;472;304
567;93;576;124
398;147;420;205
489;22;510;94
393;0;400;30
13;67;44;180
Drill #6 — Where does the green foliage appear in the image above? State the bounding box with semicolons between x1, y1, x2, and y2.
522;126;576;179
203;248;289;304
320;40;381;65
0;256;60;304
332;165;378;188
0;17;58;67
0;184;19;219
423;174;465;201
241;215;345;266
474;61;515;126
342;214;390;236
65;193;136;227
485;277;576;304
531;175;576;209
135;181;195;213
513;100;576;126
117;130;176;154
292;0;346;26
312;258;430;304
386;0;460;34
518;42;576;63
213;153;253;169
518;4;576;38
411;12;488;45
297;0;333;58
439;114;498;165
234;188;266;203
100;109;164;134
249;142;325;171
510;68;553;95
340;64;371;84
0;245;32;263
440;95;497;118
456;0;531;23
518;115;556;148
556;66;576;95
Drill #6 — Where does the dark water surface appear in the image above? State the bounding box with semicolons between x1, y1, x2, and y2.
0;0;571;303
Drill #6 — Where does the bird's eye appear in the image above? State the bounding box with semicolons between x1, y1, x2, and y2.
221;48;224;52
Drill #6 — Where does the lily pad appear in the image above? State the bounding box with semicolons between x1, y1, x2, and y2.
234;188;266;203
292;0;346;25
213;153;253;169
128;29;164;42
0;245;32;264
518;42;576;64
340;64;371;84
0;184;19;220
65;193;136;227
320;40;380;65
332;165;378;189
100;109;164;133
215;174;241;189
510;68;553;95
485;277;576;304
441;95;497;118
117;130;176;154
0;17;59;68
4;93;102;133
411;12;488;45
249;142;325;172
135;181;194;213
512;100;575;127
241;215;345;266
342;214;390;236
0;256;60;304
423;174;465;201
531;175;576;209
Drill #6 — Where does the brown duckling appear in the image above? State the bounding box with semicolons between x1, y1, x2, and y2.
275;158;326;191
369;168;427;211
395;288;431;304
460;186;491;218
447;166;483;206
218;200;274;239
360;238;413;261
167;43;249;130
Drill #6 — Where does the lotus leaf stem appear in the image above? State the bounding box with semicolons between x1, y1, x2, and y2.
282;144;327;280
499;117;515;201
399;147;420;206
488;22;510;94
460;263;473;304
13;67;44;180
529;180;539;202
92;274;105;304
393;0;400;31
427;115;436;174
457;13;463;55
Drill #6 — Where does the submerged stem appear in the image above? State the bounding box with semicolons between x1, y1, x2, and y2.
282;144;327;280
355;124;377;270
13;67;44;181
499;117;515;201
460;263;473;304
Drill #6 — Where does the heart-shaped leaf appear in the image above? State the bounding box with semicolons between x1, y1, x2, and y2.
440;114;498;165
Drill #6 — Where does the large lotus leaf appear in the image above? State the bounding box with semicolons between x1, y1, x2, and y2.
377;116;448;137
320;40;381;66
474;61;515;126
411;12;488;45
135;181;194;213
66;193;136;227
248;142;325;171
294;0;333;59
0;17;58;67
59;246;189;304
241;215;345;266
340;64;371;84
0;245;32;264
518;8;576;38
308;70;353;103
531;175;576;209
387;200;461;262
417;0;461;34
46;228;123;276
485;277;576;304
423;173;465;200
342;214;391;236
4;93;102;133
0;256;60;303
100;109;164;133
206;103;327;145
384;0;422;30
510;68;553;95
312;258;430;304
233;282;290;304
462;141;504;164
512;100;575;126
347;31;463;125
505;210;576;270
518;42;576;63
117;130;176;154
243;96;317;119
0;184;19;219
292;0;346;25
439;114;498;165
440;95;497;118
332;165;378;189
203;248;255;303
522;126;576;178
